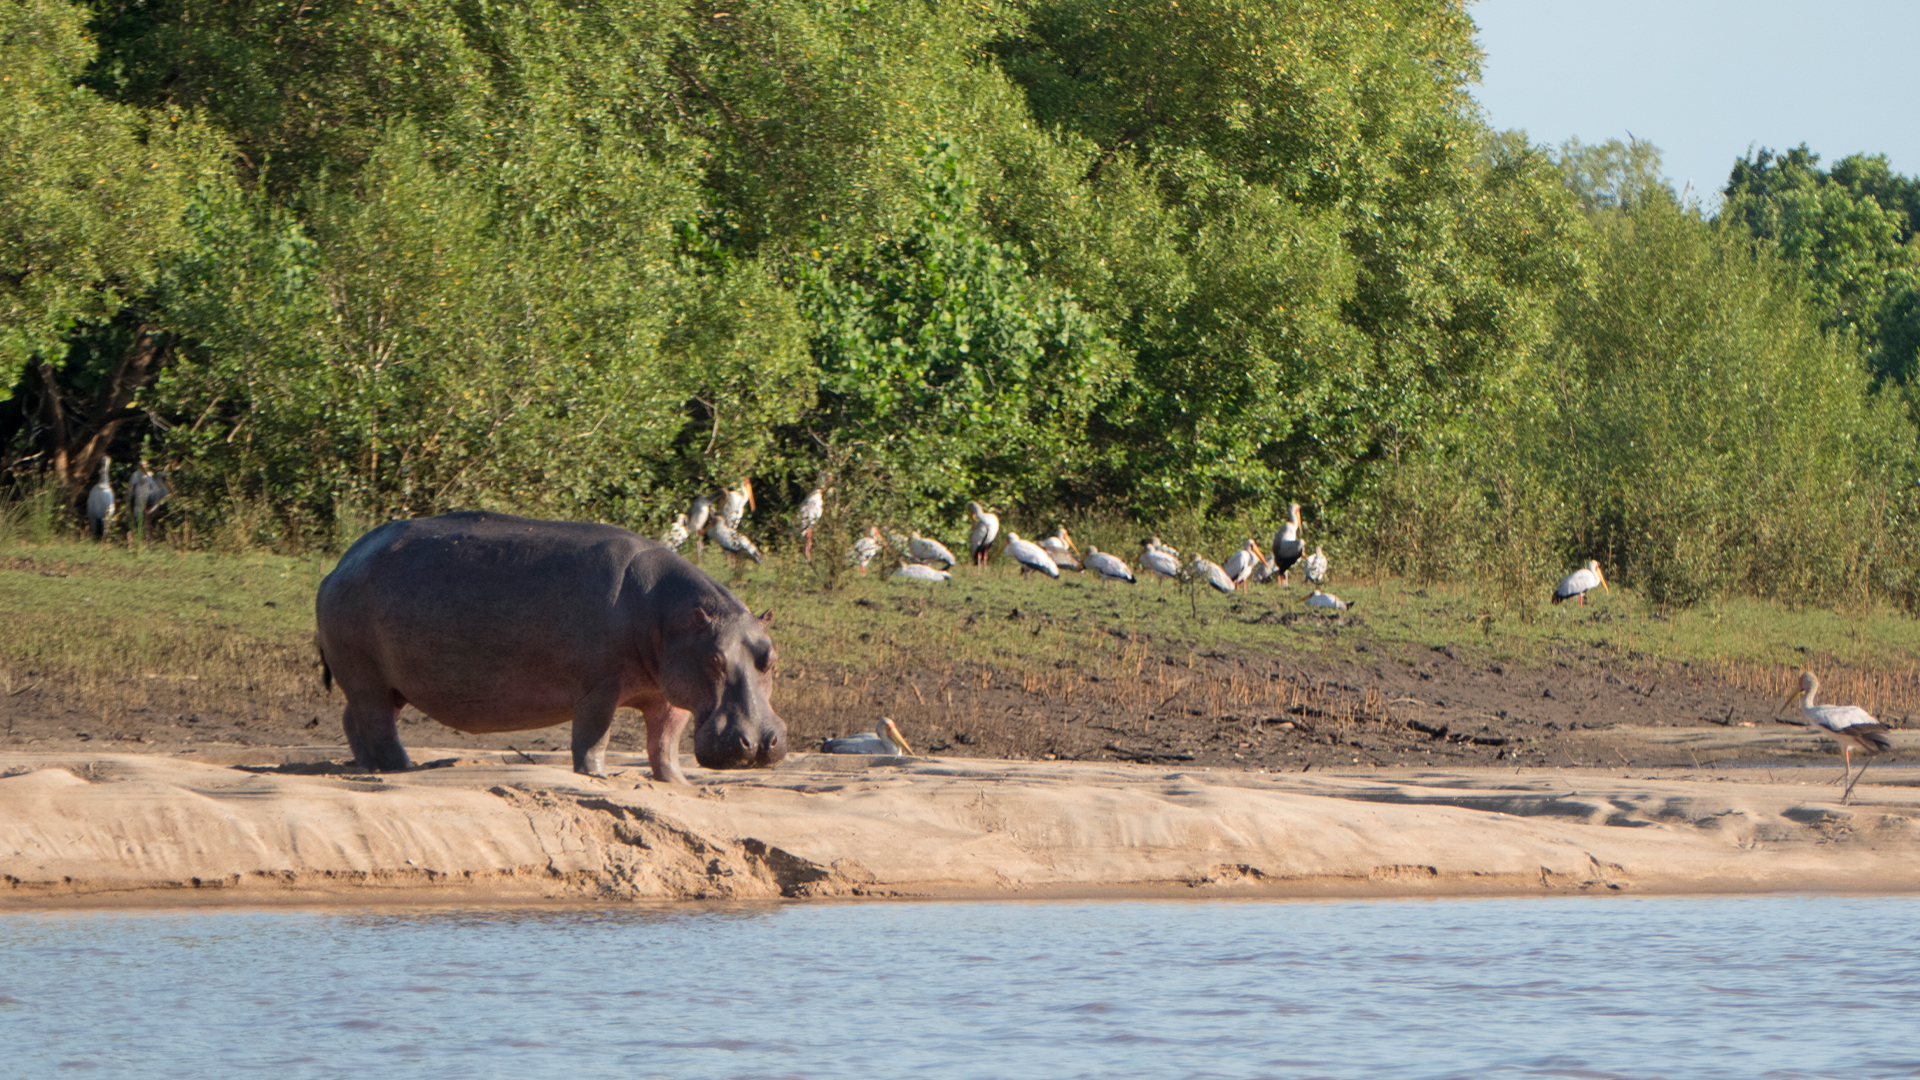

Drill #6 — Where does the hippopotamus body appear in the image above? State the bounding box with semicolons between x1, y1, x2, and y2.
315;511;786;783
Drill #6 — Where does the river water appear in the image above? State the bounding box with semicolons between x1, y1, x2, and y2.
2;895;1916;1079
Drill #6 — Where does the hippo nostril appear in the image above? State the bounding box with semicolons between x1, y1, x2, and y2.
735;734;753;754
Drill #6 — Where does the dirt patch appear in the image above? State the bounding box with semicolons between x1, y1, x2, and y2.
1;636;1905;774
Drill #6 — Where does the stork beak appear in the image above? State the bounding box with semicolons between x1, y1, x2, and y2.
883;718;916;757
1775;691;1798;716
744;477;756;511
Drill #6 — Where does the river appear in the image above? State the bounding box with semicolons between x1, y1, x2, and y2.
2;895;1916;1078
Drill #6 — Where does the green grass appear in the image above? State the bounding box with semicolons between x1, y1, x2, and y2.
5;534;1918;714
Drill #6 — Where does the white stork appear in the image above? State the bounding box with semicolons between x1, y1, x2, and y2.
797;488;824;560
662;512;690;550
892;561;952;583
1552;560;1608;606
1304;545;1329;585
1778;670;1895;802
1085;546;1136;584
849;526;882;574
1189;554;1235;594
1004;532;1061;578
707;521;762;564
968;502;1000;566
909;532;957;569
821;717;916;756
1040;527;1082;572
1270;503;1305;584
1222;539;1263;590
720;477;755;529
1304;589;1352;613
1141;541;1182;581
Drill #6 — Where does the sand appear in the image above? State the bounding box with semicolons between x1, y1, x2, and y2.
5;743;1919;909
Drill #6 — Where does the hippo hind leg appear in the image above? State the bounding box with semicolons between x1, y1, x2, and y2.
571;683;622;778
342;693;411;772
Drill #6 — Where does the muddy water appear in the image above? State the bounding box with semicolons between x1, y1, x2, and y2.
2;896;1916;1078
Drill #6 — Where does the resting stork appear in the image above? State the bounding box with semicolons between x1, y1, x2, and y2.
1189;554;1235;594
1141;541;1182;581
1304;589;1352;613
909;532;957;569
1552;560;1608;606
87;458;114;540
892;561;951;583
1004;532;1060;578
968;502;1000;566
1778;670;1894;803
1040;527;1081;572
821;717;916;756
1270;503;1305;584
797;488;824;560
1085;546;1136;584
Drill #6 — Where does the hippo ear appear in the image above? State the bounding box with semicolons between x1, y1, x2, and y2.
759;608;774;627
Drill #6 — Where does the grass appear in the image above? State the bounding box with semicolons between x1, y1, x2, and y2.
6;530;1920;752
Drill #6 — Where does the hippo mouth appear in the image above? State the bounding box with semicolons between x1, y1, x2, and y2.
691;710;787;770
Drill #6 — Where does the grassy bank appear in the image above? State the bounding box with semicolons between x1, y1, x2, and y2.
4;535;1919;763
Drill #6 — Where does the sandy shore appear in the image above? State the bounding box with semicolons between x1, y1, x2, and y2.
4;746;1919;908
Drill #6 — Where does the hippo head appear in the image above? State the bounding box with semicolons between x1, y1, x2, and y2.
662;607;788;770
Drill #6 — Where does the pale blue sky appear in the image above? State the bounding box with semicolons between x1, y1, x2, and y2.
1470;0;1920;203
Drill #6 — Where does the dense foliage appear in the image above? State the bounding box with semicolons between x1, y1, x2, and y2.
3;0;1918;608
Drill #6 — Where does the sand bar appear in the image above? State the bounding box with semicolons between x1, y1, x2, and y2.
4;749;1919;908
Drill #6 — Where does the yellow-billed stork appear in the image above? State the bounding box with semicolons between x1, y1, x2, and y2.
1553;560;1608;606
1004;532;1061;578
797;488;824;560
1270;503;1305;584
968;502;1000;566
1778;670;1895;802
1085;546;1136;584
850;526;881;574
821;717;916;756
909;532;957;569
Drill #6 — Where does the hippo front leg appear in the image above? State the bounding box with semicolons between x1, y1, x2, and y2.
640;700;693;784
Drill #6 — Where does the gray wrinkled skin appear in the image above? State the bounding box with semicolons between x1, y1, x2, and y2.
315;512;786;783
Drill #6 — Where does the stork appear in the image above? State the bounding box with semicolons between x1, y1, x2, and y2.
1189;554;1235;594
1085;546;1136;584
662;513;690;550
1222;538;1263;590
1040;527;1081;572
686;494;715;554
1141;541;1182;581
1270;503;1305;584
1552;560;1608;606
1304;589;1352;613
720;478;755;530
909;532;957;569
1778;670;1895;802
707;521;762;564
850;527;882;574
1003;532;1061;578
797;488;824;560
1304;545;1328;585
86;458;114;540
127;459;169;542
892;561;951;583
821;717;916;756
968;502;1000;566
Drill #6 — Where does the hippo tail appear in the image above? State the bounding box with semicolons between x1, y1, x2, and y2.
318;647;334;694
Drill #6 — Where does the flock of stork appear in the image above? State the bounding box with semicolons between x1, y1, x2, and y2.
657;482;1637;619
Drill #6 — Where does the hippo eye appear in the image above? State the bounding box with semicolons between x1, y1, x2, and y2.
706;652;727;674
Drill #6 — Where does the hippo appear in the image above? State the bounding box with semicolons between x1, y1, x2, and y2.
315;511;786;783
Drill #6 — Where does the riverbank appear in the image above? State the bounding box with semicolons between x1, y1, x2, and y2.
6;747;1920;909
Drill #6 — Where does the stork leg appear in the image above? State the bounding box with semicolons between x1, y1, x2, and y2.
1842;752;1875;804
803;528;813;561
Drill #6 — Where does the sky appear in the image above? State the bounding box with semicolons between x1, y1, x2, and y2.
1469;0;1920;205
